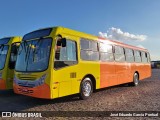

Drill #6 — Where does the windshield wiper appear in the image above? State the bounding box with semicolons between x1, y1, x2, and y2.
0;44;4;51
24;41;30;61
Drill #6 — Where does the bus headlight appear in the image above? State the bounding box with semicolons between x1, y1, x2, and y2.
36;74;47;86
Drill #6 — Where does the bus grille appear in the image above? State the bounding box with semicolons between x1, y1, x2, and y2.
18;77;37;80
18;82;35;88
14;74;46;88
17;74;37;80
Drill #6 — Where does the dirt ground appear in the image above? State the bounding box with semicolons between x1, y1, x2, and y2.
0;69;160;119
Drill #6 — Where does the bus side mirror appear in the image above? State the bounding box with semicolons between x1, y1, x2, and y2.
56;38;66;47
57;40;61;46
61;38;66;47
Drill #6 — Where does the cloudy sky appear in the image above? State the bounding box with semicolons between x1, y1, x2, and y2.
0;0;159;60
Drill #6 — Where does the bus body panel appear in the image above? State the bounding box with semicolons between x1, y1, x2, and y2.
0;78;6;89
115;62;128;85
139;63;151;80
100;62;117;88
52;64;79;98
15;61;101;99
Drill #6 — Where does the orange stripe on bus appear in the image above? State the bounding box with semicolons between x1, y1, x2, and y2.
0;79;6;90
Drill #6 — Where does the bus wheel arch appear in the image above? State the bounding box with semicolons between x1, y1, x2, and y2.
79;74;96;100
135;71;139;79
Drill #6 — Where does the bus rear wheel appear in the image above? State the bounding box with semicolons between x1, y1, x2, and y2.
132;73;139;86
79;78;93;100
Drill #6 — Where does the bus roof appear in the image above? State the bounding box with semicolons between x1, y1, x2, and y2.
0;36;22;45
23;26;148;52
98;36;147;51
57;26;148;52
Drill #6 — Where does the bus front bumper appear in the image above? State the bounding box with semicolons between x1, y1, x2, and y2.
13;83;51;99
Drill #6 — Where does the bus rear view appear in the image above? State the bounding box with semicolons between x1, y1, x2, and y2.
0;37;22;90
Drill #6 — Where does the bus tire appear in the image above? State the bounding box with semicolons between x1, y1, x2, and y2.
132;73;139;86
79;77;93;100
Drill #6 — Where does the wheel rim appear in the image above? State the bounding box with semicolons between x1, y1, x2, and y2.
82;81;91;97
134;74;138;85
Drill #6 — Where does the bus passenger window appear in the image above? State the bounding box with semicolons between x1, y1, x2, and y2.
147;53;150;62
80;39;99;61
141;52;148;63
99;43;114;62
134;50;141;63
125;48;134;62
114;46;125;62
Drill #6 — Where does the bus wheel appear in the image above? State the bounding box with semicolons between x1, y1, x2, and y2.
132;73;139;86
79;78;93;100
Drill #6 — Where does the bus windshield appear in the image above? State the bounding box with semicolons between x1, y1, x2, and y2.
0;45;9;70
15;38;52;72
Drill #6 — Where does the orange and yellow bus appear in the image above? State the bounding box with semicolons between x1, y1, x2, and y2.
13;27;151;99
0;37;22;90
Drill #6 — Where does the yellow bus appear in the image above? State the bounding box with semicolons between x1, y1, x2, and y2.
13;27;151;99
0;37;22;90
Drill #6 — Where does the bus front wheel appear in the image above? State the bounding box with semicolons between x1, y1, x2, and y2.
79;78;93;100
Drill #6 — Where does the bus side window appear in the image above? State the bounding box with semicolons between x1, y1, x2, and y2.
134;50;141;63
114;46;125;62
147;52;150;63
99;43;114;62
80;39;99;61
54;39;77;69
9;43;20;69
141;51;148;63
125;48;134;63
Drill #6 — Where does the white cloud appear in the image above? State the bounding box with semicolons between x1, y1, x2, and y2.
99;27;147;42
